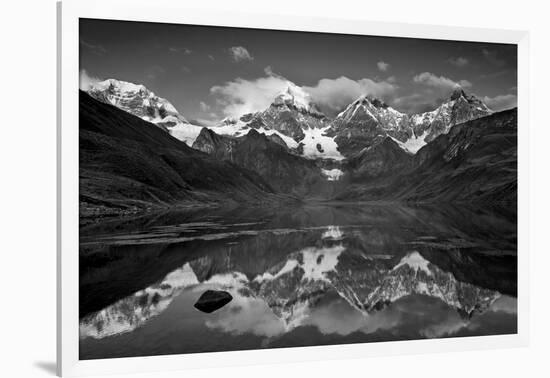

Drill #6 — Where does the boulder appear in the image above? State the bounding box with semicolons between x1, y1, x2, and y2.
193;290;233;313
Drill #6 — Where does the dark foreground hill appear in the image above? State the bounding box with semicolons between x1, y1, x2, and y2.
79;91;289;217
192;127;329;196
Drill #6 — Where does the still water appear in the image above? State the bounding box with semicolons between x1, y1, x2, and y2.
79;204;517;360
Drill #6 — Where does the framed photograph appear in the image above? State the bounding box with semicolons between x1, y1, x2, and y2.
58;0;529;376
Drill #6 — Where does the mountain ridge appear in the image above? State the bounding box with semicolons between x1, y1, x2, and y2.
85;78;494;160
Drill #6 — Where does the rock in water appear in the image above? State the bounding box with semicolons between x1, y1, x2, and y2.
193;290;233;313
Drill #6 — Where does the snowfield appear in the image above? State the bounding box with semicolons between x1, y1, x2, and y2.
301;127;345;160
168;123;204;146
390;130;428;154
322;168;344;181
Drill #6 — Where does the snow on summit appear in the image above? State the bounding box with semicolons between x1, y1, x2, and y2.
272;83;319;114
86;78;204;146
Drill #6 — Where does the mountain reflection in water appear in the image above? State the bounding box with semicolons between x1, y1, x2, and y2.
79;204;517;360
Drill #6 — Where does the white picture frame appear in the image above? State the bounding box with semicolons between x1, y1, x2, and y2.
57;0;529;376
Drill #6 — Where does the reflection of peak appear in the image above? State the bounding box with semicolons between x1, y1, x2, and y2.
80;246;504;340
392;251;432;275
80;263;199;339
365;251;500;317
322;225;344;241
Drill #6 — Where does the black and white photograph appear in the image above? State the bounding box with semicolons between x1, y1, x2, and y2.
78;18;518;360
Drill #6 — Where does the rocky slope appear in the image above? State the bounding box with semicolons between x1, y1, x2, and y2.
192;127;328;196
344;137;412;180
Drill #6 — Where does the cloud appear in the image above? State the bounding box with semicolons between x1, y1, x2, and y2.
303;76;398;114
377;61;390;72
482;49;506;67
169;47;192;54
181;65;191;73
392;93;438;114
79;69;101;90
208;54;215;61
448;56;469;67
211;75;289;117
228;46;254;62
193;118;220;127
79;39;106;55
199;101;211;112
389;72;473;113
413;72;472;90
482;94;517;111
263;66;275;76
211;69;398;118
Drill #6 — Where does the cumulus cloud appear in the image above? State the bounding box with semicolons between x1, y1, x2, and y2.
413;72;471;90
210;69;399;118
482;94;517;111
377;61;390;72
389;72;473;113
210;75;290;117
448;56;469;67
392;93;438;114
79;69;101;91
228;46;254;62
303;76;398;114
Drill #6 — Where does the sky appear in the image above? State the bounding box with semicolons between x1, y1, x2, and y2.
80;18;517;125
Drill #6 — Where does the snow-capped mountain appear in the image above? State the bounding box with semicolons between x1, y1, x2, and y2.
328;88;493;157
208;84;344;160
86;79;203;146
333;95;409;133
410;87;493;144
86;78;493;161
328;95;414;157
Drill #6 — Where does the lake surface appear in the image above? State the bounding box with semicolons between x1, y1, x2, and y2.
79;203;517;360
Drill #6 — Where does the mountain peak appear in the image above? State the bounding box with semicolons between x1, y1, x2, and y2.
272;83;313;111
94;78;149;95
449;86;467;101
346;95;390;112
86;77;189;128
